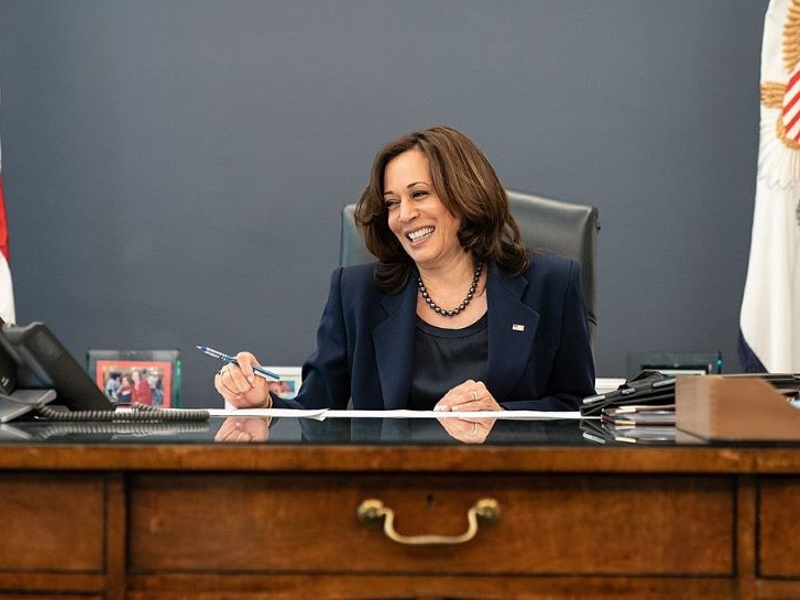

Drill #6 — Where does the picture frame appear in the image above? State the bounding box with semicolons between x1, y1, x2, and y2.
262;366;302;400
86;349;181;407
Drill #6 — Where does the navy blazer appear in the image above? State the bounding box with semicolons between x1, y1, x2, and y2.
274;253;595;411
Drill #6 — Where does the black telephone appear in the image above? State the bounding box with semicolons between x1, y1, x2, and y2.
0;318;208;423
1;321;114;411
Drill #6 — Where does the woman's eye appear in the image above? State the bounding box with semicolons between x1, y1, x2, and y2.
384;200;399;210
411;190;428;199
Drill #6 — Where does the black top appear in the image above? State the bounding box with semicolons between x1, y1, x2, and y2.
408;313;489;410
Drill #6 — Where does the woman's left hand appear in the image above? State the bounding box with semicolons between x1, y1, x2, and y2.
437;416;496;444
433;380;504;412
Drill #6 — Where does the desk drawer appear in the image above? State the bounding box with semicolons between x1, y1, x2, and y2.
129;473;732;576
759;477;800;577
0;474;105;571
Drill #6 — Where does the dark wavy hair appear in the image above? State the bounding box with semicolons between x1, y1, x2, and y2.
354;125;528;293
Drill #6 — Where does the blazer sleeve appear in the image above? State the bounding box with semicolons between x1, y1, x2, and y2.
271;267;352;409
499;260;596;411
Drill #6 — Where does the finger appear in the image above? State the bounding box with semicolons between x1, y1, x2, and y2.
214;372;243;404
433;393;454;411
223;419;253;443
447;388;482;410
234;430;252;442
215;422;238;441
236;352;260;384
447;381;492;410
217;370;247;404
434;380;476;411
225;362;252;393
451;395;499;411
214;426;231;441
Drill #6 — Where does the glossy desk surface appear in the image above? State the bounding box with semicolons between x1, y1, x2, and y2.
0;415;799;473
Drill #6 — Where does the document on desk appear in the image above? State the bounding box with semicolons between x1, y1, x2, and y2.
207;408;328;419
206;408;583;421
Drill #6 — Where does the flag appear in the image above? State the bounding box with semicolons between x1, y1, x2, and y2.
0;73;15;325
739;0;800;373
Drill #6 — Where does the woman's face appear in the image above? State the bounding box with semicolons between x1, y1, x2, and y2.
384;149;463;270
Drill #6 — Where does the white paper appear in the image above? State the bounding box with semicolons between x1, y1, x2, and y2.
206;408;327;419
206;408;583;421
325;409;582;419
594;377;626;394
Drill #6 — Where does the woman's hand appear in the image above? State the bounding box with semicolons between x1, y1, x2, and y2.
215;417;271;442
214;351;273;409
433;380;504;412
437;416;496;444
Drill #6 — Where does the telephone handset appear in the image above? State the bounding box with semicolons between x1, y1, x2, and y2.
0;328;16;395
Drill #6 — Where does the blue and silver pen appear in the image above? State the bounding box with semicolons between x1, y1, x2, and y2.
196;346;282;380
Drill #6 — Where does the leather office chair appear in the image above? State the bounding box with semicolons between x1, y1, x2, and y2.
339;190;600;351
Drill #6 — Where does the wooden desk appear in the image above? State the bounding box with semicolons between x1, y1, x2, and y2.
0;417;798;600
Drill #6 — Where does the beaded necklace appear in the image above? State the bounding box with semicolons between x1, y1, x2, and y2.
417;262;483;317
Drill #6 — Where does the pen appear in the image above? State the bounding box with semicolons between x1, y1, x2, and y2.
196;346;282;380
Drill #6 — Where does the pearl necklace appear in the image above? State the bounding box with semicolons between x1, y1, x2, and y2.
417;262;483;317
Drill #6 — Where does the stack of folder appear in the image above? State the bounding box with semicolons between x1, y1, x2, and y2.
581;371;800;444
581;403;676;445
581;370;676;417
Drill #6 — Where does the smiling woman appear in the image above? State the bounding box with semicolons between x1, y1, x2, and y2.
215;126;595;413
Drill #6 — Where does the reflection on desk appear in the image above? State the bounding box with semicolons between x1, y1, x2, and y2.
215;415;500;445
0;420;211;442
0;416;587;446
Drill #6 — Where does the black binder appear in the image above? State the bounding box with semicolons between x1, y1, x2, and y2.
581;370;675;416
581;371;800;417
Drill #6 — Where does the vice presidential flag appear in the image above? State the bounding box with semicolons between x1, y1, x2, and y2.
739;0;800;372
0;74;14;325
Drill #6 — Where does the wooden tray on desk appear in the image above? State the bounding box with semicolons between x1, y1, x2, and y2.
676;375;800;441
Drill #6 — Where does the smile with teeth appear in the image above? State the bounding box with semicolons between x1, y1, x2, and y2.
407;226;435;243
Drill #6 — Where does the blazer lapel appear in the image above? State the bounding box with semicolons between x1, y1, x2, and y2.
372;277;417;409
485;263;540;400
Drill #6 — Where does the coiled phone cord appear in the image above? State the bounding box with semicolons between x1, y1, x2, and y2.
0;391;209;422
36;403;210;422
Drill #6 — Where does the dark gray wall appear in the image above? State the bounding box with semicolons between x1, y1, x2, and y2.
0;0;767;407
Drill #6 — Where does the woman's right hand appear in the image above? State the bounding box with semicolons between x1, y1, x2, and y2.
214;351;273;408
215;417;272;442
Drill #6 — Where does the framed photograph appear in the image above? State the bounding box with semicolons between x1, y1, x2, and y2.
86;349;181;407
263;366;302;400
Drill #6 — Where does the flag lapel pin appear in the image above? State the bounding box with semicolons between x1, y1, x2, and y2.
512;324;525;332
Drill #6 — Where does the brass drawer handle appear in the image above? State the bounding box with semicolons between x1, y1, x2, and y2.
356;498;501;546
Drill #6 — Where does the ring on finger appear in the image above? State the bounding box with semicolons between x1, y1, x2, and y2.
469;422;478;436
470;389;479;402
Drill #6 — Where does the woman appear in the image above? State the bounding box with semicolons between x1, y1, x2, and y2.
130;369;152;405
216;126;595;412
